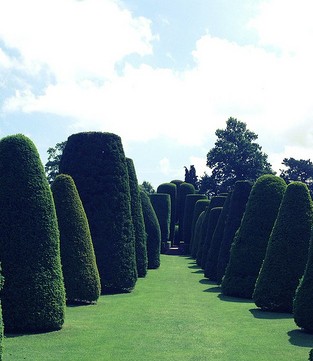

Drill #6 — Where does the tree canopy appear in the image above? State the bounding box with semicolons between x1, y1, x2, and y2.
184;165;199;189
45;141;67;184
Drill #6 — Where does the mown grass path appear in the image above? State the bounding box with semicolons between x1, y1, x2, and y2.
5;255;313;360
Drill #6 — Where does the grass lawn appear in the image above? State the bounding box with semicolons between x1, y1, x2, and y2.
4;255;313;360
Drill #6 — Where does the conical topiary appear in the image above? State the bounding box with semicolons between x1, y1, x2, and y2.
170;179;184;223
216;180;252;284
140;190;161;269
0;134;65;333
59;132;137;294
191;210;207;259
253;182;313;312
293;228;313;332
51;174;101;304
221;174;286;299
0;266;4;359
149;193;171;254
177;182;195;242
126;158;148;278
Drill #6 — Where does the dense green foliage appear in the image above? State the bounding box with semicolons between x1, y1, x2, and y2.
139;181;155;194
150;193;171;254
204;192;232;281
206;117;273;194
140;190;161;269
190;211;206;258
51;174;101;304
157;183;177;244
182;194;208;253
0;266;3;360
221;175;286;298
309;349;313;360
216;180;252;284
60;132;137;294
253;182;313;312
126;159;148;278
190;199;210;256
45;141;67;184
0;134;65;332
293;228;313;332
184;165;199;189
177;182;195;242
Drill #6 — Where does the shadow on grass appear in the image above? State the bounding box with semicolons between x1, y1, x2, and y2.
249;308;293;320
5;328;61;338
193;269;204;274
204;286;221;293
188;264;201;269
218;293;254;303
199;278;216;285
288;329;313;347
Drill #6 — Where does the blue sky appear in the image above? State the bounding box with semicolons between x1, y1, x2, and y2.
1;0;313;188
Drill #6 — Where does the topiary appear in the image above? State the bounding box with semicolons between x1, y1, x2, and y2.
191;211;207;259
216;180;252;284
170;179;184;223
309;349;313;360
0;266;4;359
60;132;137;294
253;182;313;312
221;174;286;299
149;193;171;254
140;190;161;269
51;174;101;304
126;158;148;278
177;182;195;243
204;193;232;281
0;134;66;333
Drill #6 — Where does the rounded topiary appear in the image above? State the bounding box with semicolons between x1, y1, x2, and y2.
59;132;137;294
51;174;101;304
0;266;4;359
140;190;161;269
157;183;177;245
191;211;207;259
126;158;148;278
149;193;171;254
177;182;195;242
204;193;232;281
0;134;65;333
216;180;253;284
221;175;287;299
196;196;227;267
182;194;208;253
253;182;313;312
293;227;313;332
170;179;183;223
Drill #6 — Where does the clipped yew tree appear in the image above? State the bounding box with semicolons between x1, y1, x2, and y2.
0;267;3;359
59;132;137;294
190;199;210;256
204;193;232;281
150;193;171;253
126;158;148;278
253;181;313;312
293;227;313;332
51;174;101;304
221;174;286;299
191;210;206;258
177;182;195;242
216;180;253;284
140;190;161;269
0;134;65;333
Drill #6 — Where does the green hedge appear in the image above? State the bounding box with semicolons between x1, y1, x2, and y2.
0;134;65;333
140;190;161;269
51;174;101;304
126;158;148;278
177;182;195;242
221;175;286;299
216;181;252;284
60;132;137;294
253;182;313;312
0;266;3;360
191;211;207;259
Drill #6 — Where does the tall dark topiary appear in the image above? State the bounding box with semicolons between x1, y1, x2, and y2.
191;210;207;259
0;266;3;360
293;227;313;332
216;180;253;284
149;193;171;254
182;194;208;253
204;193;232;281
51;174;101;304
0;134;65;333
59;132;137;294
221;175;286;299
126;158;148;278
253;182;313;312
140;190;161;269
177;182;195;242
157;183;177;245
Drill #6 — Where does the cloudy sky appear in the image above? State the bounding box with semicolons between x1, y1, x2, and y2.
1;0;313;188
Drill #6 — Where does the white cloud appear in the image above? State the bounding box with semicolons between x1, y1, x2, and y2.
159;157;170;175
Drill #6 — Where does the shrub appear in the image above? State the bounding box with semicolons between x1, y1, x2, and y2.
216;181;253;284
60;132;137;294
309;349;313;360
253;182;313;312
177;182;195;242
0;134;65;333
204;193;232;281
149;193;171;254
126;158;148;278
221;175;286;299
157;183;177;245
182;194;208;253
191;211;206;259
0;266;4;359
140;190;161;269
293;227;313;332
51;174;101;304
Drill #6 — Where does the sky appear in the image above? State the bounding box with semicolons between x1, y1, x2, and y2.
1;0;313;189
